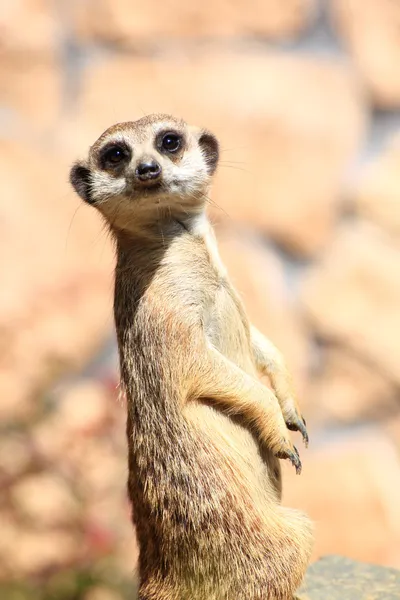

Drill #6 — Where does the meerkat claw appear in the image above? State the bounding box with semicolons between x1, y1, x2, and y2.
292;446;302;475
286;416;309;448
276;443;302;474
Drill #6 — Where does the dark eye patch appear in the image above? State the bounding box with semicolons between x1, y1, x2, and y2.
99;142;131;170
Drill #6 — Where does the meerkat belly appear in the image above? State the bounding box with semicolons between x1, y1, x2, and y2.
186;403;276;504
186;284;279;504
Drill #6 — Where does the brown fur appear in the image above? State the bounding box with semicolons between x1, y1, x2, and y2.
70;114;313;600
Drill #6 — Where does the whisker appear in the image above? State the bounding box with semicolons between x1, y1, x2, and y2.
198;191;232;220
219;164;253;175
109;197;124;231
65;204;82;252
220;146;249;153
157;199;166;249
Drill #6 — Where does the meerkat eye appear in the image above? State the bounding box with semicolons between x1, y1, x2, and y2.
106;147;124;163
161;133;181;153
100;143;131;169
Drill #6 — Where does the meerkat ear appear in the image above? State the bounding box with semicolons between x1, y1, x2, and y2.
199;130;219;175
70;161;93;204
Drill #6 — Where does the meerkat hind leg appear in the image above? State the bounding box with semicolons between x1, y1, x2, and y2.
250;326;308;447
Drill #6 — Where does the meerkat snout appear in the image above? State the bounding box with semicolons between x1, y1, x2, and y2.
135;158;162;185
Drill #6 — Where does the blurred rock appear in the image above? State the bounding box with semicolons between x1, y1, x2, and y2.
216;225;310;396
84;588;124;600
352;133;400;238
284;431;400;566
57;381;112;435
331;0;400;108
308;347;397;425
0;434;31;482
298;555;400;599
301;221;400;385
31;390;126;506
0;0;60;57
73;51;366;255
32;399;125;481
384;414;400;452
0;372;37;423
71;0;317;45
0;514;23;578
85;496;129;544
11;473;80;527
0;56;61;133
0;140;114;421
32;414;70;464
78;437;126;498
2;0;400;586
113;536;140;578
1;522;81;577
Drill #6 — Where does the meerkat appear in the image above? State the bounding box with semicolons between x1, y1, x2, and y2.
70;114;313;600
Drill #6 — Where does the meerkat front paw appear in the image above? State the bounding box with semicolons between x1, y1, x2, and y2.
250;326;309;449
257;395;303;474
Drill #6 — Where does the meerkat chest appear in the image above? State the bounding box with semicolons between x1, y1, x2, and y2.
162;215;252;369
188;214;227;278
189;217;252;369
204;281;252;369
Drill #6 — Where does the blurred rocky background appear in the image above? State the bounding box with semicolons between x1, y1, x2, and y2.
1;0;400;598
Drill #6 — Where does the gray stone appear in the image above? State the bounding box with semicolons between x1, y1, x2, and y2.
296;555;400;599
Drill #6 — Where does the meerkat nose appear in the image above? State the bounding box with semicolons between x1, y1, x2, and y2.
135;160;162;182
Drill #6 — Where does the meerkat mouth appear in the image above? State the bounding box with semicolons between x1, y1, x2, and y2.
140;182;164;194
127;180;165;196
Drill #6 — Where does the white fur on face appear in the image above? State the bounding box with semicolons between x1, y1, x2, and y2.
90;170;127;203
171;142;209;188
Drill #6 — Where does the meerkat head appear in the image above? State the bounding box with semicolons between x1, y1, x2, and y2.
70;114;219;232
